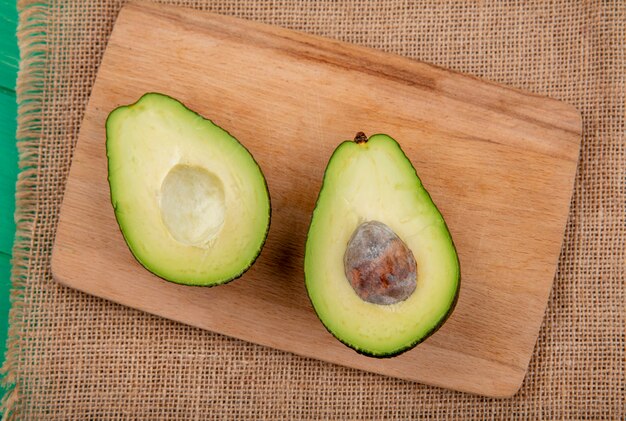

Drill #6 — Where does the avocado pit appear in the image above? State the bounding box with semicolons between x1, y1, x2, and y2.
344;220;417;305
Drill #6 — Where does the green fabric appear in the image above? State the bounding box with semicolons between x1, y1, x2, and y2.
0;0;19;377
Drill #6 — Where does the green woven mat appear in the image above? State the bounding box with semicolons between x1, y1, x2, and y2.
0;0;19;387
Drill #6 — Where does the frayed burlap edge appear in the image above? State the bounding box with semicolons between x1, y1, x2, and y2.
1;1;49;419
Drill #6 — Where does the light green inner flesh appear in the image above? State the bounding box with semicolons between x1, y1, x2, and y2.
160;164;226;247
107;94;270;285
305;135;459;355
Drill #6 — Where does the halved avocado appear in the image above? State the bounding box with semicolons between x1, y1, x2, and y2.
304;133;459;357
106;93;270;286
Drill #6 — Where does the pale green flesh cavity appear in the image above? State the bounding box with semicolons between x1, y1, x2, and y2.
305;134;459;356
106;93;270;286
160;164;226;247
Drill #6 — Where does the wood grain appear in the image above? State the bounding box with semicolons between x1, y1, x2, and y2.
51;1;581;397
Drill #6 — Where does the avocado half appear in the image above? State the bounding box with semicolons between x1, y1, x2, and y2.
304;133;460;357
106;93;270;286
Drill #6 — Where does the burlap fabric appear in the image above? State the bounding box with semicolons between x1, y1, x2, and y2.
2;0;623;419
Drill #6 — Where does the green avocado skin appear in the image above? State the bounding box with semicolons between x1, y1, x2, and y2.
106;93;271;287
322;281;460;359
304;133;460;358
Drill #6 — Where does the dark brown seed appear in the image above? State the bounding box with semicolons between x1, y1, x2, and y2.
343;221;417;305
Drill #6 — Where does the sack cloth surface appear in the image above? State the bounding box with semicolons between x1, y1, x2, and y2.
3;0;624;419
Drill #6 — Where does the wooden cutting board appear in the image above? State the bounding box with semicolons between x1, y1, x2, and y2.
51;1;581;397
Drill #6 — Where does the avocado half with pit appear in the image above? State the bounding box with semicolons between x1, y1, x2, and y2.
106;93;270;286
305;133;460;357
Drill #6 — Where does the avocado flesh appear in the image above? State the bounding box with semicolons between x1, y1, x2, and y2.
106;93;270;286
305;134;459;357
